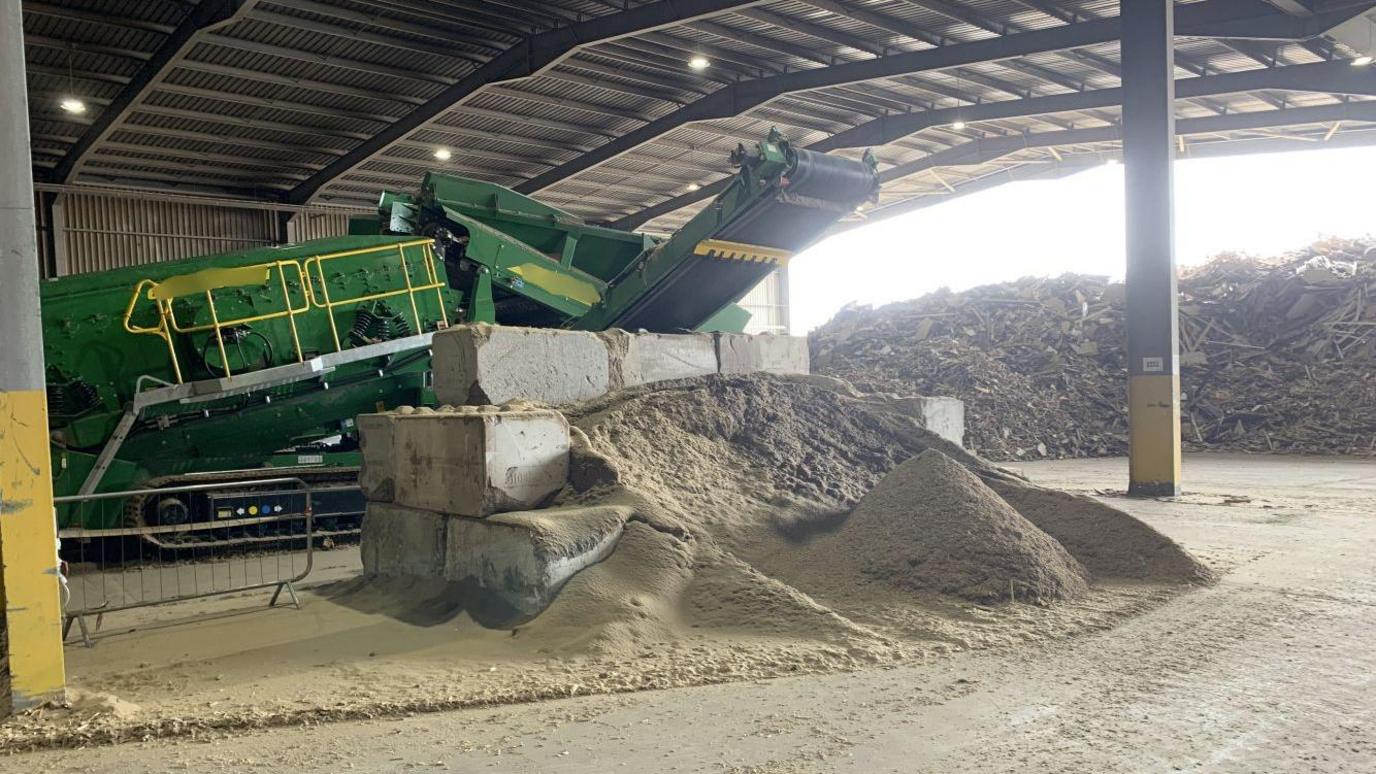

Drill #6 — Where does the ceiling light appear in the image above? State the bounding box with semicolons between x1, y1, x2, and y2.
59;97;86;115
1105;158;1121;166
951;119;967;130
1352;55;1374;67
686;182;701;192
688;55;711;71
433;147;452;161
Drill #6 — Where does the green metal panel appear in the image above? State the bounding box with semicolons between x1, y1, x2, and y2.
697;304;752;334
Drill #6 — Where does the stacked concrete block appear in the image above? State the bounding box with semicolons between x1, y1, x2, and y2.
715;333;810;375
360;503;446;578
389;408;569;516
431;323;813;407
601;330;718;389
433;324;610;406
875;396;966;448
445;505;632;621
358;406;571;575
914;397;965;448
356;412;397;502
358;405;638;622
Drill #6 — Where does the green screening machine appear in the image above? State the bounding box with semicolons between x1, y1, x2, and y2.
43;131;878;532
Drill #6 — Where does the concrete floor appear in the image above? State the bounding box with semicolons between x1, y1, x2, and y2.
16;453;1376;773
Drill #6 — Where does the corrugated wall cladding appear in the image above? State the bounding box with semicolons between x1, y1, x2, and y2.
56;193;279;275
287;211;353;242
739;270;790;335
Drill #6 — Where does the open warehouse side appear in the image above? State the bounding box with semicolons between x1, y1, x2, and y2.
2;1;1374;771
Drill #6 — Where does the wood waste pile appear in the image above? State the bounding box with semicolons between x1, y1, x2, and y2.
810;238;1376;460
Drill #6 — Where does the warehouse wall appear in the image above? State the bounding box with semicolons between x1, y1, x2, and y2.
287;211;354;243
51;192;280;276
738;269;791;334
35;189;368;278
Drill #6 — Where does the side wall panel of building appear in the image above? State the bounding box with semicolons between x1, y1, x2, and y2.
287;211;352;243
737;269;790;335
56;193;278;275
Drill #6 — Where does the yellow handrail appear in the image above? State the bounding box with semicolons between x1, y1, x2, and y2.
123;260;310;383
302;239;447;351
121;240;447;384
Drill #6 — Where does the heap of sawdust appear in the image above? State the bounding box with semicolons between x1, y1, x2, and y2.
784;450;1090;603
534;374;1210;656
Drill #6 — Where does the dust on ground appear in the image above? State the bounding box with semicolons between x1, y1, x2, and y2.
3;374;1211;752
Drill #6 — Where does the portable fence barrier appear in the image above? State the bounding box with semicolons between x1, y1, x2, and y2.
53;477;357;646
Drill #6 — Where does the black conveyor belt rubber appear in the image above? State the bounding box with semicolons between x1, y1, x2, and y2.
610;148;875;332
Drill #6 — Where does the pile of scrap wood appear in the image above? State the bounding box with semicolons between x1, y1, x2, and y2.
810;238;1376;460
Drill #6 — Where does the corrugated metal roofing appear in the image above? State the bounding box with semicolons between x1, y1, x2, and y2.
22;0;1376;227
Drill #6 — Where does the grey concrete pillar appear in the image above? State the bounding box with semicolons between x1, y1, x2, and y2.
0;0;67;710
1122;0;1182;497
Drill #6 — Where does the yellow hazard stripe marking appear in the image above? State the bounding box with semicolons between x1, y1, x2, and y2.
693;239;792;265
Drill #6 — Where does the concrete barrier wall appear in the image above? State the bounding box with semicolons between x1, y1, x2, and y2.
616;332;719;388
715;333;809;375
434;325;610;407
433;324;810;407
426;324;963;446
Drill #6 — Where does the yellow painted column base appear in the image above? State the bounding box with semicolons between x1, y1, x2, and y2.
1128;374;1182;497
0;389;67;711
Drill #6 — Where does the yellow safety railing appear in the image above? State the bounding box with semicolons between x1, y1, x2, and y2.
122;240;447;384
123;261;309;384
302;239;448;352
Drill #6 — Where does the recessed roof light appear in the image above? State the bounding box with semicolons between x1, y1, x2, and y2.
951;119;967;130
688;55;711;71
686;182;701;192
1353;55;1374;67
59;97;86;115
433;147;452;161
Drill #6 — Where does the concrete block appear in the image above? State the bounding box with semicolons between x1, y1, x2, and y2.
715;333;810;375
445;505;632;622
614;331;718;387
391;408;569;517
883;396;965;447
361;502;446;578
433;324;610;406
356;413;396;502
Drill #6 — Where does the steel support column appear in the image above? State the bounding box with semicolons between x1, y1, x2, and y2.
0;1;67;711
1122;0;1182;497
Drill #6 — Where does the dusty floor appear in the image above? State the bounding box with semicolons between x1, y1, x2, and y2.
7;453;1374;773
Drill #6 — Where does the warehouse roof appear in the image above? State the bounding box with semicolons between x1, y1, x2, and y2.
23;0;1376;232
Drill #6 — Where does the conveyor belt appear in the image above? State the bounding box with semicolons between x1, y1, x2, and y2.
609;148;876;332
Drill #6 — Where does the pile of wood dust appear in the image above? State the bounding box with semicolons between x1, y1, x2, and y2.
540;374;1211;655
779;450;1091;603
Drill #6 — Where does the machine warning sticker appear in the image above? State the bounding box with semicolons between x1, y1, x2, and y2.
1142;357;1164;373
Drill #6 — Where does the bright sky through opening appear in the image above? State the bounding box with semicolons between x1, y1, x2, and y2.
788;145;1376;334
